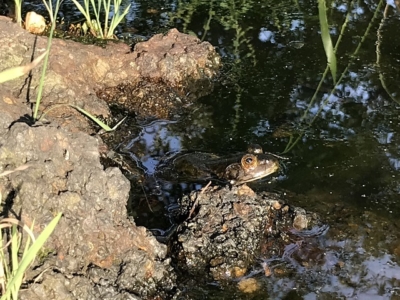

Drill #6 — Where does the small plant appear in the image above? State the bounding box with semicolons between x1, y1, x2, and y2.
13;0;23;27
0;168;61;300
0;213;62;300
33;0;62;121
70;0;131;39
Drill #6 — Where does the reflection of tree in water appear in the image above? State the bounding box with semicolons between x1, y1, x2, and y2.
170;0;258;63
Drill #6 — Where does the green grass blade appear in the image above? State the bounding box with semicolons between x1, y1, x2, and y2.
0;229;7;298
39;104;118;131
69;0;91;21
318;0;337;83
10;226;19;300
109;3;130;38
0;213;62;300
69;105;113;131
89;0;103;38
111;116;127;131
0;51;47;84
10;226;19;270
104;0;111;37
34;1;62;121
14;0;23;27
42;0;54;24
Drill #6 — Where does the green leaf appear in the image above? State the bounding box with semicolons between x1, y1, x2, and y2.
0;213;62;300
318;0;337;83
69;105;113;131
0;51;47;84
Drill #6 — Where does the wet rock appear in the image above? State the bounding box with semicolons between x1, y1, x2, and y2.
0;17;220;131
172;185;323;282
237;277;261;293
0;122;175;298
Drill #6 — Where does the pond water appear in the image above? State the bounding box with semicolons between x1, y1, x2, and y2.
5;0;400;298
114;0;400;298
121;0;400;298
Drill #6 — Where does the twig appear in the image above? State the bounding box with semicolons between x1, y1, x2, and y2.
188;181;212;219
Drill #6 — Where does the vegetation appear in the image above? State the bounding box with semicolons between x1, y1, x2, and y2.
13;0;23;27
70;0;130;39
13;0;130;39
283;0;384;153
5;0;125;131
0;210;62;300
33;0;61;121
0;167;62;300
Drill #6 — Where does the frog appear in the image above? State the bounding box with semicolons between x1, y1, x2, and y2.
154;144;280;185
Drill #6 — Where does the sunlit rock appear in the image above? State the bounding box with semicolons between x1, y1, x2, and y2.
25;11;46;34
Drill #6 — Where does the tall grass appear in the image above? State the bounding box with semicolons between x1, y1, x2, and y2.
14;0;23;27
69;0;131;39
33;0;62;121
0;213;62;300
13;0;130;40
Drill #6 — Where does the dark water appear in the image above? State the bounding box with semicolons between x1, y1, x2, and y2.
122;1;400;298
117;0;400;298
8;0;400;298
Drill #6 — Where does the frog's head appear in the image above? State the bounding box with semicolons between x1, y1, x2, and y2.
224;153;280;185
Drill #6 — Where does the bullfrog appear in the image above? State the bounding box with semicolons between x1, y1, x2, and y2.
155;144;280;185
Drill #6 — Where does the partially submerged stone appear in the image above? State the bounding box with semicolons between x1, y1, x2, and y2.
173;185;325;283
97;28;221;119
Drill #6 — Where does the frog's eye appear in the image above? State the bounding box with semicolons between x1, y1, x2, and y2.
241;154;258;170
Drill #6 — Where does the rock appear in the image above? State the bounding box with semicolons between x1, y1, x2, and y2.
0;122;176;298
0;17;221;131
25;12;46;34
237;278;261;293
97;28;221;120
172;185;324;283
